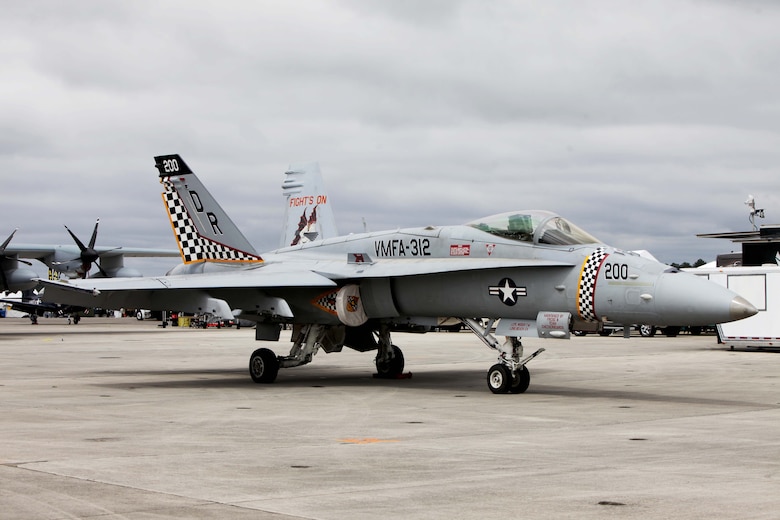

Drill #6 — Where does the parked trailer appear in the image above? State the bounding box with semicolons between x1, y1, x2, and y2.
688;265;780;348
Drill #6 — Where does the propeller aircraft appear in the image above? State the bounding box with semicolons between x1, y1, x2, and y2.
1;221;180;293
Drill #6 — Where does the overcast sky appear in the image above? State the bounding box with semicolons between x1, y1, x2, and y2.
2;0;779;276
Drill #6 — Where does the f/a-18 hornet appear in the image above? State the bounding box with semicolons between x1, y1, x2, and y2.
41;155;757;394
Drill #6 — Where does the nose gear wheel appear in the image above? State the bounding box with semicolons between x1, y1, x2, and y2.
487;364;512;393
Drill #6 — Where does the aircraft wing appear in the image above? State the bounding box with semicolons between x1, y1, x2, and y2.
0;299;43;315
37;265;338;320
94;247;181;258
38;266;338;292
5;244;180;259
2;244;60;259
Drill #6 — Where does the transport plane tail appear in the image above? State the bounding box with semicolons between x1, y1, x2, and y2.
154;154;263;264
281;162;338;248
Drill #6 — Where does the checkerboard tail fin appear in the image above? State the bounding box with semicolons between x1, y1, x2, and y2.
155;154;262;264
281;162;338;248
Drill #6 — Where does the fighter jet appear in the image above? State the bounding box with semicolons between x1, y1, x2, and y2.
1;221;180;290
40;154;758;394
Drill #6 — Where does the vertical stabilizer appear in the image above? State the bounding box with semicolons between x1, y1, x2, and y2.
281;163;338;248
155;154;262;264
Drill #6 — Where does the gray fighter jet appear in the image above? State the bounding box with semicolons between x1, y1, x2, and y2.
40;154;757;394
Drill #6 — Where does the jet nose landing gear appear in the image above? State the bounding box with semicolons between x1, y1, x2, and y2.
460;318;545;395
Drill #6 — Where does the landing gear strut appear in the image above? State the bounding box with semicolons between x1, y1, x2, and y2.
247;323;407;384
461;318;545;394
374;323;405;378
249;324;331;384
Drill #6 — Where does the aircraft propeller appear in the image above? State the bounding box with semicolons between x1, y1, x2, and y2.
1;229;34;291
63;219;109;278
1;229;18;253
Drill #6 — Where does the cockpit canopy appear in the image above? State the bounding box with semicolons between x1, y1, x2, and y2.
467;210;600;246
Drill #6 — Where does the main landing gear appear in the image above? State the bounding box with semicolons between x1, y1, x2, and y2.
374;323;405;378
248;323;406;384
460;318;545;394
250;323;329;384
249;347;279;383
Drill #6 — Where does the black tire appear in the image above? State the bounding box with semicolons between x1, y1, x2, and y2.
376;345;405;377
573;330;587;337
487;364;512;394
639;324;656;337
509;366;531;394
249;348;279;384
136;311;143;320
690;326;702;336
598;329;611;337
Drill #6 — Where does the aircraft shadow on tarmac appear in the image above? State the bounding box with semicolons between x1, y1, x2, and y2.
90;366;769;408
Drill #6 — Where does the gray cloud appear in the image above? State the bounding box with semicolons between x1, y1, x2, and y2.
2;0;779;278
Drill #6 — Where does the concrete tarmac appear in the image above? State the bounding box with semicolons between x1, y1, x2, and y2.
1;317;779;519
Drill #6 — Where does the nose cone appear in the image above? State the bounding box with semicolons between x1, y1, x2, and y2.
654;273;758;326
730;295;758;321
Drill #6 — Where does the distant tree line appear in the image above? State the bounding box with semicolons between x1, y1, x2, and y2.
670;259;707;269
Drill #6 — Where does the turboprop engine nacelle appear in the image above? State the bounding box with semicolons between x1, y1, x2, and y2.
3;266;38;292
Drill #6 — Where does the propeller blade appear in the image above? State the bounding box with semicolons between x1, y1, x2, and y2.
88;218;100;249
0;229;22;290
64;225;88;252
1;229;19;252
1;229;31;269
95;261;109;277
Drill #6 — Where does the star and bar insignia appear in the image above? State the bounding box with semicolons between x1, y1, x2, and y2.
489;278;527;306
